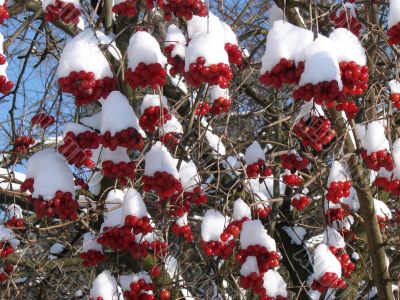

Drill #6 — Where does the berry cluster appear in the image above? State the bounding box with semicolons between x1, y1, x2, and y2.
325;205;351;224
80;250;106;267
171;223;193;242
246;159;272;178
75;178;89;190
31;113;55;129
291;195;311;211
339;61;368;96
360;149;394;171
376;215;390;230
123;279;155;300
58;133;96;169
236;246;280;273
101;160;136;186
0;4;10;25
97;226;136;253
164;45;185;77
195;101;210;116
0;54;6;65
44;0;81;25
5;216;24;228
139;106;171;133
335;100;359;119
0;241;14;257
311;272;347;293
157;0;208;21
112;0;138;17
259;59;304;89
293;80;344;106
58;71;115;106
225;43;242;66
209;97;233;115
100;128;143;150
0;264;13;282
160;132;181;150
240;272;264;297
183;186;208;206
390;93;400;109
201;239;236;259
282;173;303;187
124;215;153;236
29;191;79;220
254;205;272;219
20;178;34;193
220;221;242;242
13;136;35;155
149;240;168;258
125;63;167;90
388;22;400;46
375;176;400;196
330;8;362;36
293;116;336;152
326;181;352;204
281;153;309;172
185;57;233;89
0;75;13;94
142;172;183;200
329;246;355;278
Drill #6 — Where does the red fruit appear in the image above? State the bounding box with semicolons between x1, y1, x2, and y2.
125;63;167;90
260;59;304;89
159;289;170;300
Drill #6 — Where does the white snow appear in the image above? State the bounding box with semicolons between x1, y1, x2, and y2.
187;13;225;39
0;225;20;248
26;149;75;200
329;28;366;65
392;138;400;167
57;29;115;79
119;272;152;292
208;85;229;103
233;198;251;221
341;187;360;211
374;199;392;219
351;252;360;261
160;116;183;135
388;0;400;28
267;3;284;23
263;270;287;298
140;94;169;114
165;24;186;58
144;142;179;178
101;91;142;135
90;270;122;300
363;121;390;154
246;177;274;198
49;243;65;254
296;102;325;122
240;256;259;276
185;32;229;72
176;213;188;227
240;220;276;252
127;31;166;71
244;141;265;165
313;244;342;280
101;147;131;164
80;112;102;130
260;20;313;74
282;225;307;246
82;232;103;252
328;161;351;185
102;189;124;228
389;79;400;94
323;227;345;248
5;204;22;220
299;36;343;89
205;130;226;156
201;209;227;242
122;188;148;219
179;160;200;192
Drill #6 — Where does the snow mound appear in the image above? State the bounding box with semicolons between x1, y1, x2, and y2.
240;256;259;276
160;116;183;135
329;28;366;65
201;209;227;242
388;0;400;28
144;142;179;178
122;188;148;219
90;270;122;300
102;189;124;228
5;204;22;220
245;141;265;165
120;272;152;292
364;121;389;154
101;147;131;164
0;225;20;248
240;220;276;252
263;270;287;298
328;161;351;184
374;199;392;219
233;198;251;221
323;227;345;248
166;24;186;58
82;232;103;252
389;79;400;94
313;244;342;279
140;94;168;114
282;225;307;245
179;160;200;192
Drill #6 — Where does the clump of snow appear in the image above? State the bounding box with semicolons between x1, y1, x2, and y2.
374;199;392;219
82;232;103;253
144;142;179;178
5;204;22;220
299;36;343;89
179;160;200;192
363;121;390;154
57;29;115;79
101;91;142;135
233;198;251;221
119;272;152;292
122;188;147;219
388;0;400;28
101;147;131;164
246;177;274;198
282;225;307;245
140;94;169;114
240;220;276;251
313;244;342;280
261;20;313;74
323;227;345;248
201;209;227;242
165;24;186;58
328;161;351;185
296;101;325;122
176;213;188;227
341;187;360;211
240;256;259;276
205;130;226;156
267;3;284;23
185;32;229;72
90;270;122;300
102;189;124;229
0;225;20;248
329;28;366;65
208;85;229;103
127;31;166;71
244;141;265;165
26;149;75;200
49;243;65;254
351;252;360;261
392;138;400;167
263;270;287;298
187;13;225;39
80;112;102;130
389;79;400;94
160;116;183;135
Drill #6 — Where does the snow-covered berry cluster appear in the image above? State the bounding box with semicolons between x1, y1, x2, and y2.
139;95;171;133
291;194;311;211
